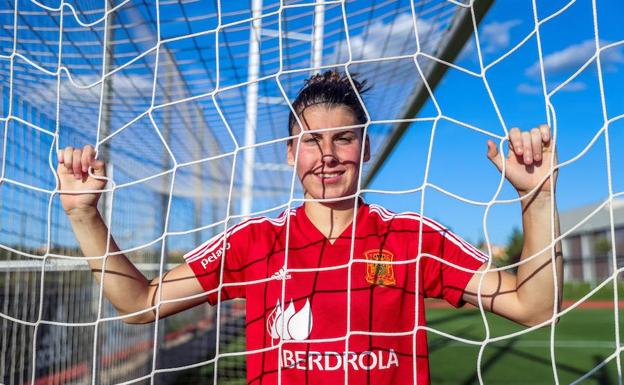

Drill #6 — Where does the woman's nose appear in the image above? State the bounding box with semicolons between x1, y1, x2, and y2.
318;140;338;164
319;139;335;157
321;153;339;167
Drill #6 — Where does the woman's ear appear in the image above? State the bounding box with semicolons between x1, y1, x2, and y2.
287;140;296;166
363;134;371;162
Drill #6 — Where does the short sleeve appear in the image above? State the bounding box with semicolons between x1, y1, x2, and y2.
420;221;488;307
183;231;247;305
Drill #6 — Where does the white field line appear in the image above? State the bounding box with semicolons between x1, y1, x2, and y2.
436;340;620;349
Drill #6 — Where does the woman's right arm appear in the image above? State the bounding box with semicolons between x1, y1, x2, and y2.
59;145;207;324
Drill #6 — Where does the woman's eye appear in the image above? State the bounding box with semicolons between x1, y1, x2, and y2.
303;137;319;144
336;136;353;143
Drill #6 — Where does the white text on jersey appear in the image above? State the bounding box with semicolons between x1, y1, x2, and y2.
280;349;399;371
200;242;231;269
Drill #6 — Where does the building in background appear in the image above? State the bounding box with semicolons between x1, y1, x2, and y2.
561;199;624;283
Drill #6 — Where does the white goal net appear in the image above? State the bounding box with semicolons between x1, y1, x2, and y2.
0;0;623;384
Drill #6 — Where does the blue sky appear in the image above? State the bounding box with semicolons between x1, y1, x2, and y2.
367;0;624;246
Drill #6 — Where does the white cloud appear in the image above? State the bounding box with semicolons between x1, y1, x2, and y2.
516;80;587;94
516;83;541;94
559;80;587;92
480;19;522;54
334;13;443;62
526;39;624;77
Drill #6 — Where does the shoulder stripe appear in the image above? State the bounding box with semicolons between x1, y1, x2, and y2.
369;205;488;263
184;209;296;263
371;205;488;262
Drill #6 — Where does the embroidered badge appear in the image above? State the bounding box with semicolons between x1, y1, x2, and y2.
364;249;396;286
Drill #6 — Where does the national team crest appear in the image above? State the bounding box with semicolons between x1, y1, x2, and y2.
364;249;396;286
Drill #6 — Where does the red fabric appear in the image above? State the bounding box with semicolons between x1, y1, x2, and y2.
184;203;487;385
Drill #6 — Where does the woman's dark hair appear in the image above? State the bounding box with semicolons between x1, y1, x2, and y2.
288;70;371;137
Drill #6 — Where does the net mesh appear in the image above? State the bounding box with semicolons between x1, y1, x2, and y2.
0;0;623;384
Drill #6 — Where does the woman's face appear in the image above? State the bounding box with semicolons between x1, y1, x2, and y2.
287;105;370;204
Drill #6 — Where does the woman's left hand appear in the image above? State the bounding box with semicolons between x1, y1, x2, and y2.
486;124;557;197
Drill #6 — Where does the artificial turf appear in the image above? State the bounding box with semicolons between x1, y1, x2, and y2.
427;307;621;385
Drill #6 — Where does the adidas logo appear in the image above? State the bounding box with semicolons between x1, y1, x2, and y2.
271;267;292;281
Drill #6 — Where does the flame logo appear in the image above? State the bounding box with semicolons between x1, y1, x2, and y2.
267;299;313;344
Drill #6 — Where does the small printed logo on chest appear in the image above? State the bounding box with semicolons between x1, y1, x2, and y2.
364;249;396;286
271;267;292;281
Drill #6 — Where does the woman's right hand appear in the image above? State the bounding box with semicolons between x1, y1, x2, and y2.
57;145;108;215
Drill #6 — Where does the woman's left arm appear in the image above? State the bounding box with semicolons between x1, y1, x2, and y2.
462;124;563;327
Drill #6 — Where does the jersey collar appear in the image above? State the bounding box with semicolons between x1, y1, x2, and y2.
295;198;369;246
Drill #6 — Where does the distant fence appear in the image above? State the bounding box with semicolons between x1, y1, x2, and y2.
0;261;246;385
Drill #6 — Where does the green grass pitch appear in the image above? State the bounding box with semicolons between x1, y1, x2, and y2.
428;307;621;385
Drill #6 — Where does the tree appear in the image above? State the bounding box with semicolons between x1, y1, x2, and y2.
594;236;612;256
505;227;524;264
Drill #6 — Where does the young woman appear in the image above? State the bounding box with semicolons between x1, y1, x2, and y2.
57;71;562;385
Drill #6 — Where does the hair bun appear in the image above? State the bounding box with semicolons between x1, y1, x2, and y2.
288;69;371;136
303;70;370;94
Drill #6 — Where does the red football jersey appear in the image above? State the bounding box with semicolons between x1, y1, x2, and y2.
184;202;487;385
